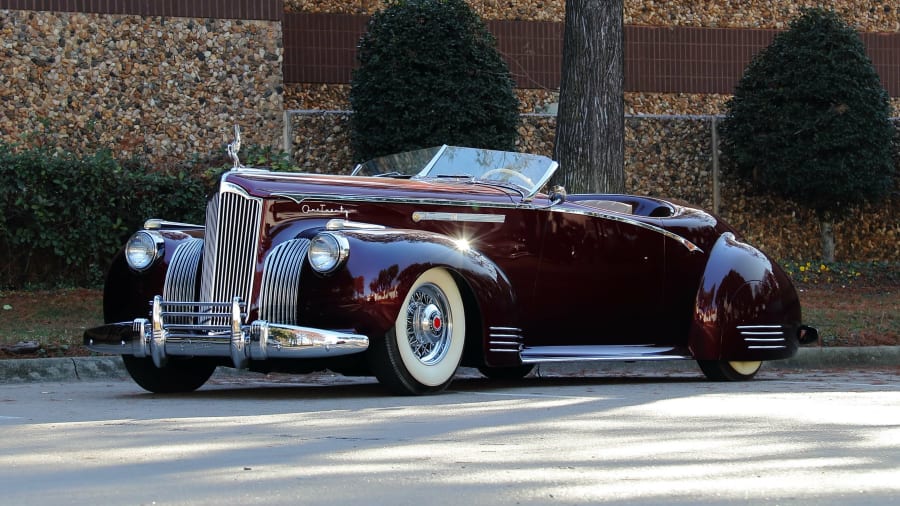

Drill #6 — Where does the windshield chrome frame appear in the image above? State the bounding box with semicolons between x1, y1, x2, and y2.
351;145;560;202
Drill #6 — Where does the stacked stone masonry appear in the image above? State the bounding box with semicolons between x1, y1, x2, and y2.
285;0;900;30
0;4;896;262
0;10;284;161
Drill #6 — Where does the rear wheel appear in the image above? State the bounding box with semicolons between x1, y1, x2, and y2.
122;355;217;393
698;360;762;381
369;268;465;395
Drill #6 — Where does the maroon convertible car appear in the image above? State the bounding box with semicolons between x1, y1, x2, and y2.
85;134;817;395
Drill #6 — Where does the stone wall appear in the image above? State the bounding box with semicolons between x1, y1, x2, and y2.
282;1;900;116
289;110;899;262
284;0;900;30
0;10;284;162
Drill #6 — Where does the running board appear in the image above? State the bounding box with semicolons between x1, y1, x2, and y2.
520;345;692;363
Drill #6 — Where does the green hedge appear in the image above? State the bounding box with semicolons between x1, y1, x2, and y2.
0;144;208;288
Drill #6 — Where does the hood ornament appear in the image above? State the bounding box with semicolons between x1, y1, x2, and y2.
226;125;243;169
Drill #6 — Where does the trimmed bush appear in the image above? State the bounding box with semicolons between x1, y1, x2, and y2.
349;0;520;161
721;8;896;260
0;144;207;287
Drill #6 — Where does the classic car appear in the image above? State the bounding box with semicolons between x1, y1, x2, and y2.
85;131;817;395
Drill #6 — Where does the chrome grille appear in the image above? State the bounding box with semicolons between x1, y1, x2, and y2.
163;238;203;325
159;300;247;339
200;183;263;324
259;238;311;325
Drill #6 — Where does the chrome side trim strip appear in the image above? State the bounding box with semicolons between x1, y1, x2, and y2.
412;212;506;224
325;219;386;231
520;345;690;363
143;219;205;230
550;206;703;253
274;192;700;253
273;192;518;210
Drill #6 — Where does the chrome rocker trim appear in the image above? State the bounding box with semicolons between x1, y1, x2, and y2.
84;296;369;369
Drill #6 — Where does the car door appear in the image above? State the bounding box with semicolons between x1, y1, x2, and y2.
525;206;668;347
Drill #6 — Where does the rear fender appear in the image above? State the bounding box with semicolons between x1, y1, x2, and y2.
688;233;802;361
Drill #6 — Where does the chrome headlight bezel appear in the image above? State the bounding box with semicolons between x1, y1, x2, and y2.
308;232;350;274
125;231;164;272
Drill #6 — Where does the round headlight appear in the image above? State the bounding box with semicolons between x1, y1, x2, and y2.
308;233;349;274
125;231;163;271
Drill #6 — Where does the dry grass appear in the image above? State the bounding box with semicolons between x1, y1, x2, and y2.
0;288;102;357
798;285;898;347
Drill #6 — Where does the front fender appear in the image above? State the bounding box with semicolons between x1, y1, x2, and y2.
688;233;802;361
297;229;519;358
103;230;200;323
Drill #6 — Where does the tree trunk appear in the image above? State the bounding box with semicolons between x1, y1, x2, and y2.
553;0;625;194
821;218;835;262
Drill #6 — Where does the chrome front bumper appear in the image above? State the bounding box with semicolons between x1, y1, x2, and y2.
84;296;369;369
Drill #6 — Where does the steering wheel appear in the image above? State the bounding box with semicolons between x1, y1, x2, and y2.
481;168;534;189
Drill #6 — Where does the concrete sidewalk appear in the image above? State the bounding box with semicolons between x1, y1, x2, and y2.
0;346;896;384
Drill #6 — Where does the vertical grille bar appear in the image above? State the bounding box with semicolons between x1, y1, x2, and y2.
259;239;310;325
163;238;203;325
200;184;263;324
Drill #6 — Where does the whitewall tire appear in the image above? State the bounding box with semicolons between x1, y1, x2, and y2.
698;360;762;381
370;268;466;395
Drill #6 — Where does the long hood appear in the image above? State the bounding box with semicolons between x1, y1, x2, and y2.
221;170;519;206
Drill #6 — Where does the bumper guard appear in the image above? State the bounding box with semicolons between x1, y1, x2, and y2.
84;296;369;369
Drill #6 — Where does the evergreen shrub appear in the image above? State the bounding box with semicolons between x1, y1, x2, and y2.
720;8;896;221
0;144;207;287
349;0;520;161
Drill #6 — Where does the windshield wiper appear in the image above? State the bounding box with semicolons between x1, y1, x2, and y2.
471;179;527;199
434;174;474;180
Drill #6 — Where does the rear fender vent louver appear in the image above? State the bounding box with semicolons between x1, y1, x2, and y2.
737;325;787;350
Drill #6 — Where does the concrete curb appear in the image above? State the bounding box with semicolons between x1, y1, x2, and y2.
0;346;896;384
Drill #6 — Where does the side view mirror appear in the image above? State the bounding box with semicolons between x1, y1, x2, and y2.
549;185;567;205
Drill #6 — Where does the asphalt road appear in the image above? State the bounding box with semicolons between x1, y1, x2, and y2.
1;367;898;505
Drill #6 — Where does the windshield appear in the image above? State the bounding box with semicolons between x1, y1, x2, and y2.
352;145;558;198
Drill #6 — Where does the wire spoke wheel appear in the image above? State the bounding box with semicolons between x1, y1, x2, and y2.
369;268;465;395
404;283;452;366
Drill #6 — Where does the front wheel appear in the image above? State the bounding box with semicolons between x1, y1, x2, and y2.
369;268;466;395
122;355;217;393
698;360;762;381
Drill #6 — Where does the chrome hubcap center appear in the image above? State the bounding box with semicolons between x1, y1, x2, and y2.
416;303;444;345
